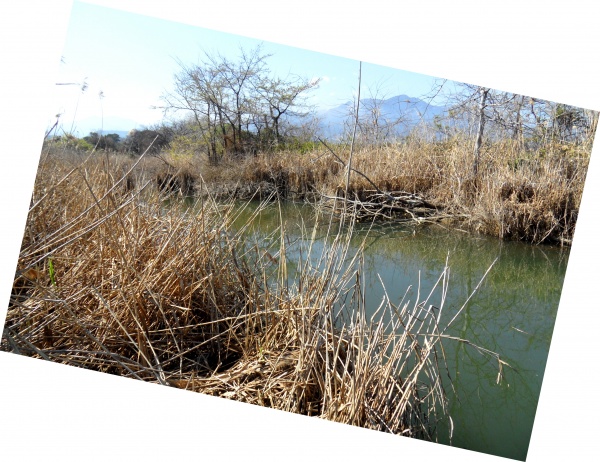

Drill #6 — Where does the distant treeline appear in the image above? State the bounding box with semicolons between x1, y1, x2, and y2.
46;44;598;166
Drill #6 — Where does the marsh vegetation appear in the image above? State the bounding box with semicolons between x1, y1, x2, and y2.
3;45;595;457
47;46;596;245
3;144;569;459
3;149;509;441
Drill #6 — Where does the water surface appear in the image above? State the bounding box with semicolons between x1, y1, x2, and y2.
226;200;567;461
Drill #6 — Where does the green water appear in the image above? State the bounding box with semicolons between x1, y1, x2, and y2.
225;200;567;461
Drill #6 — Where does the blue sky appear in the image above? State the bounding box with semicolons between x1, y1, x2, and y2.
54;1;443;136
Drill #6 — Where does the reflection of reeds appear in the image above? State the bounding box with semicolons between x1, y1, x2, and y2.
3;149;502;442
196;137;589;244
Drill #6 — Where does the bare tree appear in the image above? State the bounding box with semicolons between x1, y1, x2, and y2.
357;82;406;145
159;45;319;163
253;74;319;148
441;79;598;157
473;87;490;177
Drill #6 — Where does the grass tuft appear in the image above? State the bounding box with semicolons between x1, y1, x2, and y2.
3;146;505;441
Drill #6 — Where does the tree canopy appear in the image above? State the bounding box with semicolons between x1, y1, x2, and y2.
160;45;319;163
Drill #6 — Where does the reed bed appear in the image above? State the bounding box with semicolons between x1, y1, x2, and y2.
198;137;589;244
3;147;503;441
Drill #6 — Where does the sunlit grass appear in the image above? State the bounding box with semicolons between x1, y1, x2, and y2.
2;147;505;442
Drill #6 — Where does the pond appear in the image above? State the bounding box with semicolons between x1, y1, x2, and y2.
223;199;567;461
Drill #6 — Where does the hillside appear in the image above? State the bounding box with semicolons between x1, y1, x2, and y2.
317;94;447;139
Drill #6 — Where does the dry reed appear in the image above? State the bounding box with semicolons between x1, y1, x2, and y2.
200;136;589;244
3;146;504;442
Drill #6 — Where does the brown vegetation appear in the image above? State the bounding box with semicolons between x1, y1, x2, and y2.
152;135;589;245
2;148;506;441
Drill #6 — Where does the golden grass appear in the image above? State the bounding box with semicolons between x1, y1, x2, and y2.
3;147;505;442
202;137;589;244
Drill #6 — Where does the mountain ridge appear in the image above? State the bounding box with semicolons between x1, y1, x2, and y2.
317;94;447;139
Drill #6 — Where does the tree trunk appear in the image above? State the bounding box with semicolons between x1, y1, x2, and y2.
512;94;525;149
473;87;489;178
587;109;599;139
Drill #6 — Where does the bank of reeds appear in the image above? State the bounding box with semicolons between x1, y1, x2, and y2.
195;137;589;245
2;148;504;441
41;132;590;245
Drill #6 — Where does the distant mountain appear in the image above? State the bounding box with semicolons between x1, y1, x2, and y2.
317;94;447;139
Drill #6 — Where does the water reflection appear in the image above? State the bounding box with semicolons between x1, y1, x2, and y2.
222;200;566;461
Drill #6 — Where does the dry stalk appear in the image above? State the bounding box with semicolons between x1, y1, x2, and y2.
3;147;506;442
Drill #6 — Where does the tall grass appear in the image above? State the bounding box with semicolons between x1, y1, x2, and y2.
195;136;589;244
3;147;503;441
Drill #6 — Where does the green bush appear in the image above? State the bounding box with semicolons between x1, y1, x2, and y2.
49;134;94;151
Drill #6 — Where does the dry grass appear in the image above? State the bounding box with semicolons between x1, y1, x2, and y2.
3;147;504;442
202;137;589;244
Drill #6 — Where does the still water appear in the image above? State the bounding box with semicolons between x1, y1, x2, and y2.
226;200;567;461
